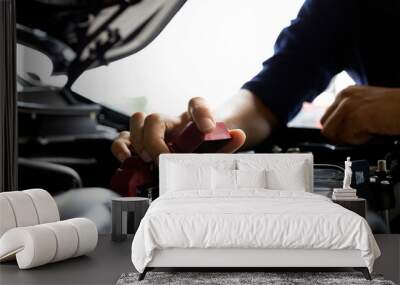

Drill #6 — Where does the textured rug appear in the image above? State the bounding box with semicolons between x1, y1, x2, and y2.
116;272;396;285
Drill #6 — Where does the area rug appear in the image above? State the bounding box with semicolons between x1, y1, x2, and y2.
116;272;396;285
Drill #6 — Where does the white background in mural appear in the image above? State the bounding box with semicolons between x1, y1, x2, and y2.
18;0;354;128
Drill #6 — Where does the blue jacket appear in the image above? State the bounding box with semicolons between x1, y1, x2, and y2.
242;0;400;124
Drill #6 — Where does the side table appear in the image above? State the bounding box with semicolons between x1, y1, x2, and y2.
332;198;367;218
112;197;150;242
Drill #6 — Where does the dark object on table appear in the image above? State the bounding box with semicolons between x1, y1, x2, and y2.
369;160;395;211
332;198;367;218
369;160;395;231
111;197;149;242
110;122;232;197
352;159;395;217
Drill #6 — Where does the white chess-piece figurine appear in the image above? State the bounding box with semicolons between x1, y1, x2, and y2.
343;157;353;189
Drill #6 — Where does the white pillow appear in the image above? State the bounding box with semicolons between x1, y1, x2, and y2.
167;163;212;191
236;169;267;189
237;158;308;191
212;169;237;190
266;162;307;191
211;169;268;190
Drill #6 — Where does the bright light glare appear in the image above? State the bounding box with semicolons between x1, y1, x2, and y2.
73;0;306;116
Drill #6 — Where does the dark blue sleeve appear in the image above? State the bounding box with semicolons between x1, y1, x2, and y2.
242;0;354;124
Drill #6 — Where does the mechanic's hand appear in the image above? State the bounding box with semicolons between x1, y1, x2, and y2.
320;85;400;144
111;97;246;162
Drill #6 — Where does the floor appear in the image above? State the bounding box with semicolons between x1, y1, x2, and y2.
0;235;399;285
0;235;134;285
374;235;400;284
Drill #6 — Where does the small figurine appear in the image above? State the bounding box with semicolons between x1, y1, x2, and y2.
343;157;354;190
332;157;358;199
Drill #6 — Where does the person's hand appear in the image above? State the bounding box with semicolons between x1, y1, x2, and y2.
320;85;400;144
111;97;246;162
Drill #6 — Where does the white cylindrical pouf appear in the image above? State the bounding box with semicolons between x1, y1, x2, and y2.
67;218;98;257
43;221;79;262
23;189;60;224
0;195;17;237
1;192;39;227
0;226;57;269
0;218;98;269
